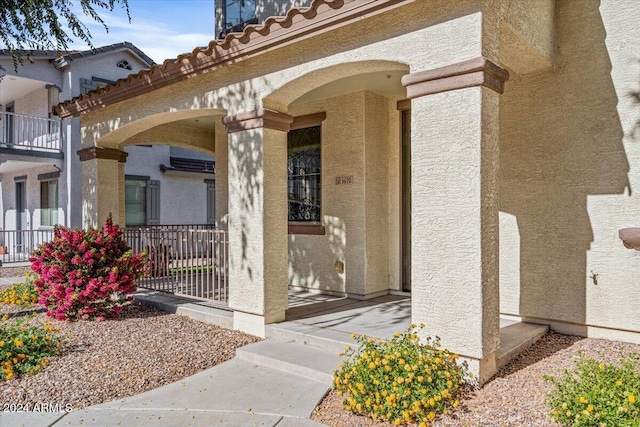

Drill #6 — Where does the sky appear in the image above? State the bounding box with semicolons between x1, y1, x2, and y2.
67;0;217;64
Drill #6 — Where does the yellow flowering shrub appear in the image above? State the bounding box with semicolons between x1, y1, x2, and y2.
333;324;468;426
545;353;640;426
0;272;39;307
0;315;62;380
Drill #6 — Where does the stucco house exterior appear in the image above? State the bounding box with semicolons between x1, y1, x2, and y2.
0;43;216;260
54;0;640;382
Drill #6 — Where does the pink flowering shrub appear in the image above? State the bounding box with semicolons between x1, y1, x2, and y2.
30;215;146;321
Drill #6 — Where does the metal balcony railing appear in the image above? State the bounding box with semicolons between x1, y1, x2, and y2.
0;229;54;264
0;112;62;153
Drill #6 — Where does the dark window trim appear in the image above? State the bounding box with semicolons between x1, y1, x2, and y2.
92;76;116;85
125;174;151;181
397;99;411;111
38;171;61;181
290;112;327;130
288;224;326;235
13;175;27;182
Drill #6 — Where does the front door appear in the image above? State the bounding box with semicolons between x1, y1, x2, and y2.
401;109;411;292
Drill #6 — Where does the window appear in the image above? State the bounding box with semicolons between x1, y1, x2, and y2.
225;0;256;29
125;178;146;226
125;177;160;226
40;179;59;226
287;125;321;222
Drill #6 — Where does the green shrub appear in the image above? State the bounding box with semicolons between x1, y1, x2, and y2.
333;324;468;426
545;353;640;426
0;272;39;307
0;315;62;380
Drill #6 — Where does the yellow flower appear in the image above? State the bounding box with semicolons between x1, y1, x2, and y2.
579;396;588;404
14;339;23;347
629;394;636;404
587;404;594;412
616;380;623;386
599;362;605;370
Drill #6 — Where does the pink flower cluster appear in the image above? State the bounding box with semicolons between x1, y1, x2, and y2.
30;215;146;321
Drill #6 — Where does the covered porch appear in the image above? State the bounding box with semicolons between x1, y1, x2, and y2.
55;1;557;383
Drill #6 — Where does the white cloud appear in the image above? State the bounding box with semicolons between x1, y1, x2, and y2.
66;2;214;63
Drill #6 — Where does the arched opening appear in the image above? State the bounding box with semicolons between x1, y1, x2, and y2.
84;108;230;303
265;61;414;335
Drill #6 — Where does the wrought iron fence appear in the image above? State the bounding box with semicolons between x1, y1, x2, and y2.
0;229;54;264
0;112;62;152
123;226;228;304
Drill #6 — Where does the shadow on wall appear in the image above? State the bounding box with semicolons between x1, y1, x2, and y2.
499;0;628;328
288;215;346;293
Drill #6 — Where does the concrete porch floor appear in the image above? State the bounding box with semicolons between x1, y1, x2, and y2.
268;289;548;370
132;286;549;371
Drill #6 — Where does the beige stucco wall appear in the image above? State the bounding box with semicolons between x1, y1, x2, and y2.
286;91;394;298
287;92;365;296
493;0;555;74
499;0;640;341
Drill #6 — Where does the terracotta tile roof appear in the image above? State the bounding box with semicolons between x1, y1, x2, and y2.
0;42;155;67
54;0;408;119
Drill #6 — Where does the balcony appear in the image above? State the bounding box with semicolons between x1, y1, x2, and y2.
0;112;63;158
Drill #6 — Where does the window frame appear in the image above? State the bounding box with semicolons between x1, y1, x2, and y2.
124;175;149;226
40;179;59;227
287;112;327;235
224;0;256;30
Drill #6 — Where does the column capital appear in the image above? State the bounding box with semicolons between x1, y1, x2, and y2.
401;56;509;99
77;146;128;163
222;108;293;134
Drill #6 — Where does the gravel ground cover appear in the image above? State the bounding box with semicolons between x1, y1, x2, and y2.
312;332;640;427
0;280;260;409
0;266;31;279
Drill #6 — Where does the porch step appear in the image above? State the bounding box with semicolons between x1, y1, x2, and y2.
266;322;357;354
236;339;343;384
496;322;549;369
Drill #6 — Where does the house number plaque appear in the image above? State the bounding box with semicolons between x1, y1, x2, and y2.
335;175;354;185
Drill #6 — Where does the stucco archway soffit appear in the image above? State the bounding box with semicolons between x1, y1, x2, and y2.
401;57;509;99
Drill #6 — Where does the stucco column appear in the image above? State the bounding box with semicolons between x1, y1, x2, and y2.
222;109;293;338
77;147;128;229
402;57;509;384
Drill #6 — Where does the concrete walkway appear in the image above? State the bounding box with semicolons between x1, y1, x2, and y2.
0;280;548;427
